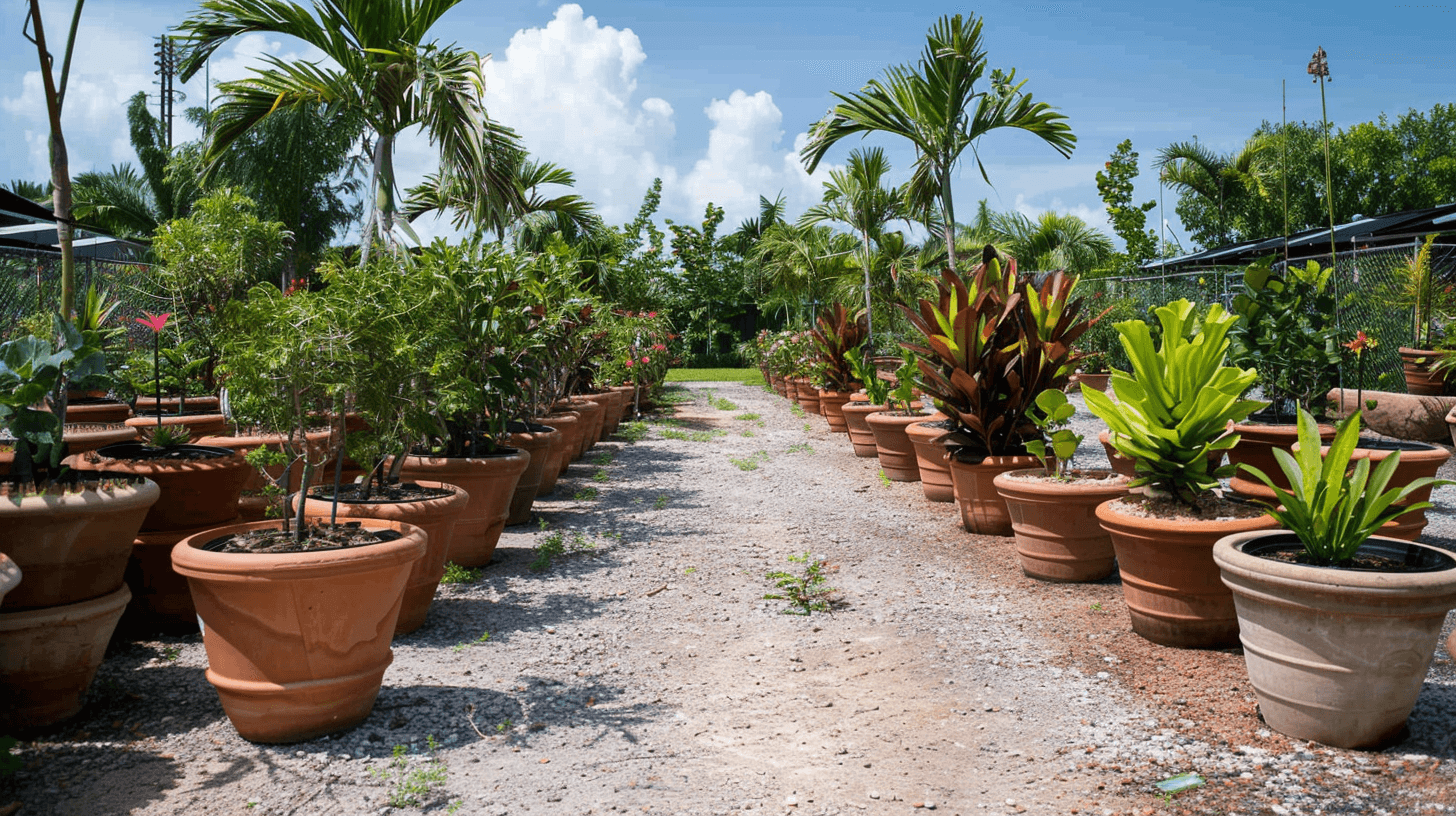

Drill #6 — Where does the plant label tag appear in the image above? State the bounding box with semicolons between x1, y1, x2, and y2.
1152;772;1205;794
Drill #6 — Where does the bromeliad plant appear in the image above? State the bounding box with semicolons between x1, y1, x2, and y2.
903;245;1094;459
1239;408;1454;564
1084;299;1265;506
809;303;869;392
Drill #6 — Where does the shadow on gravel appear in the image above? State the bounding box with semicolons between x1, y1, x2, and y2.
0;744;182;816
1405;682;1456;759
55;642;228;741
411;591;622;647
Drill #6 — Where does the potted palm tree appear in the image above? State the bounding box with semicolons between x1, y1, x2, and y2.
1396;235;1455;395
1215;408;1456;748
1084;298;1276;649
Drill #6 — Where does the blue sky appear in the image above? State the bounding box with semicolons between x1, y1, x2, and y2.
3;0;1453;251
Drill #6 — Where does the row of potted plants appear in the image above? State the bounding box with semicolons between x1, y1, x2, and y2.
750;246;1456;751
1;237;673;743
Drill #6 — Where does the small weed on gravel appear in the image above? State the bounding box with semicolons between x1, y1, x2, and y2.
802;422;812;433
877;470;891;487
730;450;770;471
452;631;491;652
440;562;480;584
734;412;761;421
372;736;448;808
531;528;598;571
789;403;806;418
659;389;693;406
764;552;841;615
653;495;670;509
592;451;614;466
708;394;739;411
617;421;649;443
661;427;726;442
592;468;610;482
573;486;599;501
786;442;814;454
741;429;755;437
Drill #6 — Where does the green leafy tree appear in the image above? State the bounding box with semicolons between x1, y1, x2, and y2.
1094;139;1157;269
800;12;1075;272
599;179;674;312
666;203;752;364
176;0;523;265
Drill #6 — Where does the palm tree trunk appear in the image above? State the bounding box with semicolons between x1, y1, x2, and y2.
941;169;956;273
359;136;385;267
29;0;78;320
860;230;874;353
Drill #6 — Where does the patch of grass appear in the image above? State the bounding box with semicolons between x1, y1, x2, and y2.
741;429;755;437
708;394;739;411
789;403;806;418
573;486;599;501
617;421;650;443
786;442;814;454
591;451;615;466
764;552;841;615
658;388;694;406
161;645;180;661
878;470;891;487
452;631;492;652
653;495;670;509
530;528;598;571
371;736;448;808
660;427;726;442
665;368;765;384
802;422;812;433
440;562;481;584
734;412;761;421
592;468;610;483
684;566;697;575
729;450;771;471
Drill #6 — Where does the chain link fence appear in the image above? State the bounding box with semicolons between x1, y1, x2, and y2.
1084;240;1456;394
1;246;163;346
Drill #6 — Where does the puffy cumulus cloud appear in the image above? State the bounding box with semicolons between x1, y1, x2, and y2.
479;3;678;224
676;91;831;228
1009;193;1114;242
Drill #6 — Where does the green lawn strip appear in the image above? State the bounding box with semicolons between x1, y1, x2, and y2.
665;368;764;385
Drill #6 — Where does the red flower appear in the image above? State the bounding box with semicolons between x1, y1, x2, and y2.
136;312;171;333
653;343;667;351
1344;330;1373;355
647;311;657;319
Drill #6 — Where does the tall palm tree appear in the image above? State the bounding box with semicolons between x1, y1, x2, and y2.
403;154;592;242
175;0;523;265
800;12;1075;272
987;210;1114;275
800;146;907;350
752;222;855;327
1154;136;1274;248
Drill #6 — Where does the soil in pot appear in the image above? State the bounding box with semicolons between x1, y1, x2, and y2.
993;469;1130;582
1214;531;1456;749
171;519;426;743
865;410;926;481
298;480;469;636
1097;493;1280;649
947;452;1040;536
72;442;250;532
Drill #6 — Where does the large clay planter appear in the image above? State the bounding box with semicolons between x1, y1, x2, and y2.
993;469;1130;581
1399;347;1451;396
505;424;557;525
557;398;604;458
609;385;638;426
771;374;787;398
0;479;161;610
134;395;221;414
536;413;579;494
794;380;822;416
1072;373;1111;393
842;401;887;458
73;443;251;533
126;412;229;441
947;453;1040;536
63;422;138;456
0;584;131;731
1227;421;1336;501
397;449;529;567
819;390;854;433
1326;388;1456;442
1096;497;1280;649
121;518;242;635
1339;438;1451;541
299;482;468;636
579;392;620;446
865;411;927;481
596;389;628;436
0;554;18;606
1214;531;1456;748
171;519;426;743
64;398;132;424
197;430;335;521
906;417;954;502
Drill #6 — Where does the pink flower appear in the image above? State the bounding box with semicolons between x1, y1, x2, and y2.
647;311;657;319
136;312;171;333
625;359;635;368
641;356;650;364
653;343;667;351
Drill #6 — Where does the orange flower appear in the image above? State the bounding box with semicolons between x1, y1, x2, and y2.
1343;330;1373;355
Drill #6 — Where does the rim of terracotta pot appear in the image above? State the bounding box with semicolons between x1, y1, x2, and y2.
1214;531;1456;600
172;518;426;580
1094;494;1278;534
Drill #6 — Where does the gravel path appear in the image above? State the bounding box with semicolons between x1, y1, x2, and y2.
3;382;1455;816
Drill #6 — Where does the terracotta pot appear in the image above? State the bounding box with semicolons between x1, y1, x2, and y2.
993;469;1130;581
171;519;426;743
905;417;954;502
1072;373;1111;393
819;390;854;433
842;402;887;458
125;412;229;441
771;374;787;398
134;395;221;414
536;413;579;494
1096;496;1280;649
1214;531;1456;748
299;481;468;636
197;429;335;522
594;389;628;436
0;478;160;610
1338;438;1451;541
64;398;131;424
609;385;638;426
579;392;620;444
947;453;1040;536
505;424;557;525
557;398;604;458
0;584;131;732
1399;347;1451;396
121;518;242;635
0;554;18;606
793;379;822;416
865;411;927;481
73;443;251;533
62;422;138;456
397;449;529;567
1227;421;1336;501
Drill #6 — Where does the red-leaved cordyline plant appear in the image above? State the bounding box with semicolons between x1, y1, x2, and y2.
135;312;172;437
